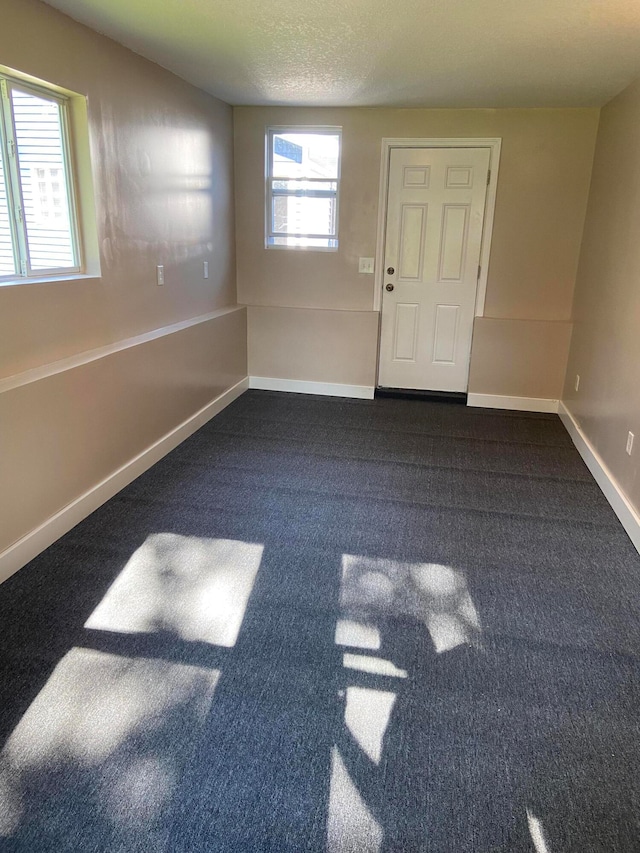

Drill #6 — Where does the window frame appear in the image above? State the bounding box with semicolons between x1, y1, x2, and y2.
0;72;82;283
265;125;342;251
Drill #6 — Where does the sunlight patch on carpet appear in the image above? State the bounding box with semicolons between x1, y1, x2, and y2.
0;648;220;843
327;747;383;853
86;535;264;647
340;555;482;654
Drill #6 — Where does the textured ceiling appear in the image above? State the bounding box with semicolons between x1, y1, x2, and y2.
43;0;640;107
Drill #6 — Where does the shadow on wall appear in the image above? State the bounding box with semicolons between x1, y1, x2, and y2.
0;486;639;850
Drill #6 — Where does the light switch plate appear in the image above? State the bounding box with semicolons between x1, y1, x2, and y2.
358;257;375;274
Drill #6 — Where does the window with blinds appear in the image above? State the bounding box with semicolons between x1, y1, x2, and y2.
266;127;341;250
0;73;81;282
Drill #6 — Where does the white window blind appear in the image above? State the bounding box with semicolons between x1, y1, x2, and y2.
0;74;80;281
0;141;13;276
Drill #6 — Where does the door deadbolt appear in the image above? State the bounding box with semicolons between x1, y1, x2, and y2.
387;267;395;275
385;283;394;292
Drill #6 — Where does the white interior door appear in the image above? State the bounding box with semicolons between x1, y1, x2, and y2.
378;147;491;392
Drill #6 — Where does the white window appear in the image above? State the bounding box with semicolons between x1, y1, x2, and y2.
266;127;341;250
0;72;81;281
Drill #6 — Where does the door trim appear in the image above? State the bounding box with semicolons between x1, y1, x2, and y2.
373;137;501;316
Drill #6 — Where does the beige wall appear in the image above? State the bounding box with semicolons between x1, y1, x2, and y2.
1;311;247;558
1;0;237;378
0;0;246;562
235;106;598;396
248;306;379;387
563;78;640;514
469;318;572;400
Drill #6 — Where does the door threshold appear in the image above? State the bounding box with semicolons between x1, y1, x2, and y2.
375;387;468;405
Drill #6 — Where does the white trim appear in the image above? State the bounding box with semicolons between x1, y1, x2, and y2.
0;377;250;584
467;393;559;413
373;137;501;316
0;74;83;281
250;376;374;399
0;306;243;394
0;272;101;290
559;402;640;555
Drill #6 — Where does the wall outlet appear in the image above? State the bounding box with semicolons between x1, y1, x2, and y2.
358;257;375;274
156;264;164;286
575;374;580;392
627;431;634;456
203;261;209;279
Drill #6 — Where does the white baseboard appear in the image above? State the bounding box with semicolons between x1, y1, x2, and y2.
249;376;375;400
467;393;559;413
559;402;640;554
0;377;250;585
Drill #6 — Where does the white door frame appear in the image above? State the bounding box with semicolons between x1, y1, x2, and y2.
373;138;502;321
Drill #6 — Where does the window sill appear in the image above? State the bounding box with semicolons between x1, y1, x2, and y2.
265;244;339;252
0;272;102;289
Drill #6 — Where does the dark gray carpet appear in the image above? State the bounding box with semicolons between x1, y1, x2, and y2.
1;390;640;852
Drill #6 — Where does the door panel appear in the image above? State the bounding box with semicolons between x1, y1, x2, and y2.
438;204;469;281
379;147;490;392
403;166;430;187
398;205;428;280
432;304;459;363
393;303;420;361
445;166;474;188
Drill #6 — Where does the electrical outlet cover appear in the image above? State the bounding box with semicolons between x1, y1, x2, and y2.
358;257;375;274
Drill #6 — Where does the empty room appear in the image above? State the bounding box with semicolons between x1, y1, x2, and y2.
1;0;640;850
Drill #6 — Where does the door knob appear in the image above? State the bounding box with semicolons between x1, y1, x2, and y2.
386;283;394;292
